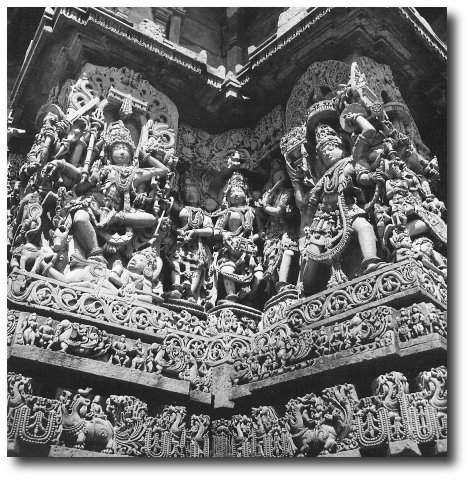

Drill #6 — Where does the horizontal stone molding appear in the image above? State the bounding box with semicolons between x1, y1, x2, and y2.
286;260;446;329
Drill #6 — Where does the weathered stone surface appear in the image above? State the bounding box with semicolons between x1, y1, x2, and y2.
10;345;190;398
387;439;422;457
49;445;129;457
7;6;446;458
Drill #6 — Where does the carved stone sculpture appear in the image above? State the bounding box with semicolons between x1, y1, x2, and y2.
59;387;114;453
166;172;214;304
213;172;263;305
259;160;299;293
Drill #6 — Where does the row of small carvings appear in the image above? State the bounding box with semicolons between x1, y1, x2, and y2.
7;366;447;457
232;302;447;385
7;269;258;337
215;367;447;457
8;301;446;391
8;310;252;392
7;372;210;457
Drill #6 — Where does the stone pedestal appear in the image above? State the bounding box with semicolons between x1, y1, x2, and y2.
260;287;299;330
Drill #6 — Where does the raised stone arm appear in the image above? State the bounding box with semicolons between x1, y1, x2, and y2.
43;158;82;185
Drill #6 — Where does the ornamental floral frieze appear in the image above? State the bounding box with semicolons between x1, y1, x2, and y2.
286;260;446;329
177;105;285;173
8;269;175;333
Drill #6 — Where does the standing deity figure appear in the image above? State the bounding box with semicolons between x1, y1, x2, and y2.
166;173;214;304
45;120;170;264
213;172;263;304
301;117;386;290
259;162;299;293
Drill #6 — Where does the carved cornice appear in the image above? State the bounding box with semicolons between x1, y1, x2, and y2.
287;260;447;329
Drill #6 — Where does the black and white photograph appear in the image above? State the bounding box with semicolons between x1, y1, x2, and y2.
6;5;454;469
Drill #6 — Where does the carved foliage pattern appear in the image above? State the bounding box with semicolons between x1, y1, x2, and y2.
287;260;446;328
177;105;285;172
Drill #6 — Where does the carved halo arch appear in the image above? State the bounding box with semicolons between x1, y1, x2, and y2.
36;63;179;151
285;56;428;155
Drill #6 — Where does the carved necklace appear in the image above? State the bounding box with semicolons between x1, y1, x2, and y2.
110;165;136;193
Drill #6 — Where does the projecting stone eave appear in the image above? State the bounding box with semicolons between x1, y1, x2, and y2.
9;6;446;136
9;7;225;133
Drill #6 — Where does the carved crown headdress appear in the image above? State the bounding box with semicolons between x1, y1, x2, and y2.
104;121;136;151
223;172;249;207
315;123;343;153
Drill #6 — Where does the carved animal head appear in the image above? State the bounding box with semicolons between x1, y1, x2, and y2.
371;371;409;410
416;366;447;410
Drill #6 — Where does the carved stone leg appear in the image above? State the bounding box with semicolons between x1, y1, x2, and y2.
278;249;294;285
302;245;322;294
221;265;237;300
72;210;99;258
352;217;378;260
191;268;203;298
116;211;158;228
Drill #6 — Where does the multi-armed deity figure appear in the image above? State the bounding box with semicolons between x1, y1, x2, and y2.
45;120;171;265
258;160;299;294
165;172;214;304
288;114;386;293
213;172;263;305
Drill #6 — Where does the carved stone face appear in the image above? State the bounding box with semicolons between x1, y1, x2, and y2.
128;253;147;274
273;169;286;184
318;141;345;168
111;142;132;166
228;186;247;206
183;185;199;206
419;240;433;255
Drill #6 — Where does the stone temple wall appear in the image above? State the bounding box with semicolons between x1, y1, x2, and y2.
7;7;446;458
